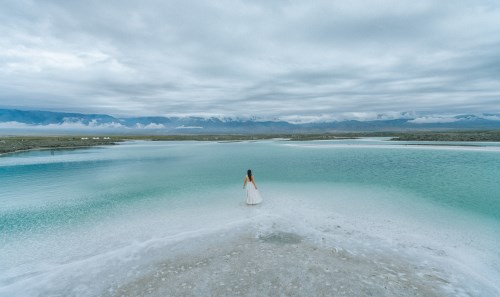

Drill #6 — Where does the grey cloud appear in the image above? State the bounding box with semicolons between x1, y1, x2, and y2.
0;0;499;119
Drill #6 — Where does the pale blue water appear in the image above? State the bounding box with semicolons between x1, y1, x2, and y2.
1;139;499;296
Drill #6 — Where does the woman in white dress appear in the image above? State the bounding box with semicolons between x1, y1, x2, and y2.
243;169;262;205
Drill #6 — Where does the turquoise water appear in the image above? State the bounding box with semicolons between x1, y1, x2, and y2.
1;139;499;295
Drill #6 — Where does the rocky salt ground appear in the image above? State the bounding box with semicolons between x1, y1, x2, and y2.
107;231;473;297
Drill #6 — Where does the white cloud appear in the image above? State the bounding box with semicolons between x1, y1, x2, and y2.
0;120;174;130
278;112;416;123
175;125;203;129
0;121;33;129
408;116;460;124
0;120;126;130
277;115;339;124
134;123;166;129
480;114;500;121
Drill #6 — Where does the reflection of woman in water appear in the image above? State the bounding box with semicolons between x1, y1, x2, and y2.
243;169;262;205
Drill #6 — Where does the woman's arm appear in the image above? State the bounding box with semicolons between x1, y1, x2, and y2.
243;176;247;188
252;178;257;189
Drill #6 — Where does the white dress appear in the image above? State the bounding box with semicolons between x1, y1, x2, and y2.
245;178;262;205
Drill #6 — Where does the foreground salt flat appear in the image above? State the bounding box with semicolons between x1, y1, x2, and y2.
12;211;485;297
105;227;475;297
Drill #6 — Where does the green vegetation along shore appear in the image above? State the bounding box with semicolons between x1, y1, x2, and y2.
389;130;500;142
0;136;122;155
1;131;499;155
0;134;353;155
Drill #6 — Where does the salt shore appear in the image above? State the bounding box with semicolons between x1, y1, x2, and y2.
2;202;498;297
104;227;477;297
93;199;497;297
2;184;498;297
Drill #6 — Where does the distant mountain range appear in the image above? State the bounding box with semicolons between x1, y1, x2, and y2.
1;108;500;134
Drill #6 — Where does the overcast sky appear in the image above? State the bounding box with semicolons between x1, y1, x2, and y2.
1;0;499;121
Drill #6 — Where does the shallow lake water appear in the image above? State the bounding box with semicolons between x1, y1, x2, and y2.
1;139;499;296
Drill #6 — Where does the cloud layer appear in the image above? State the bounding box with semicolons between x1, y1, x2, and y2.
1;0;499;119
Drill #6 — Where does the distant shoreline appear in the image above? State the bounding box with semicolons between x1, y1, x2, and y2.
0;145;114;157
2;131;500;155
0;137;122;156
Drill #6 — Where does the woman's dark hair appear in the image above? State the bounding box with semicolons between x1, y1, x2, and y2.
247;169;252;181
